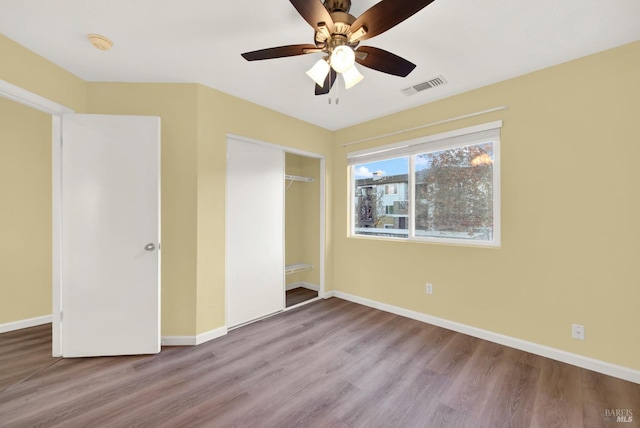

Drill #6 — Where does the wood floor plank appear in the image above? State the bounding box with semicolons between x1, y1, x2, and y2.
426;332;482;377
581;369;640;428
477;357;540;428
530;358;584;428
441;340;507;416
1;298;639;427
0;324;58;393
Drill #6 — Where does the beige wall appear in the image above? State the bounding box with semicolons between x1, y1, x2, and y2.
285;153;305;272
332;41;640;370
0;97;52;323
0;34;86;112
0;34;85;325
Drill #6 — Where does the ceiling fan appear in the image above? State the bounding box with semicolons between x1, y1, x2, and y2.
241;0;436;95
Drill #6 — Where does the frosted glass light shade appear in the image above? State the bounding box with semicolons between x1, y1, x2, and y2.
342;65;364;89
305;59;330;86
330;45;355;73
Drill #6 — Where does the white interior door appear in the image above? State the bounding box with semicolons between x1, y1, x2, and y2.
61;114;160;357
227;137;284;328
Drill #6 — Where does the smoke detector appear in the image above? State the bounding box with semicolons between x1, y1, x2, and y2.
88;34;113;51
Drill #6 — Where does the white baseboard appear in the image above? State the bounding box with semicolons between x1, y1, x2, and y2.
161;326;227;347
286;282;320;292
0;315;52;334
196;326;228;345
333;291;640;385
321;291;335;299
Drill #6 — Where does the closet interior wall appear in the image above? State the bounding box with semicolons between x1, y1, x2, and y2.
284;153;320;295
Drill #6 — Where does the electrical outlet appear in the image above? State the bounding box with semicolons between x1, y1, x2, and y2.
426;283;433;294
571;324;585;340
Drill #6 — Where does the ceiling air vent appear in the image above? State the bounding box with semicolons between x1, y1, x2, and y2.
401;76;447;96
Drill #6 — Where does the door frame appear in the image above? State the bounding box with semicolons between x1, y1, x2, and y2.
225;134;326;328
0;79;74;356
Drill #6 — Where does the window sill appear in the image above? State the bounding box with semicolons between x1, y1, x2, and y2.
348;233;500;249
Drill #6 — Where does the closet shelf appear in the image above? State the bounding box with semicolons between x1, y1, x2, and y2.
285;263;313;275
284;174;314;183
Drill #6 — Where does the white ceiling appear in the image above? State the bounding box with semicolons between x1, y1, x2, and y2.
1;0;639;130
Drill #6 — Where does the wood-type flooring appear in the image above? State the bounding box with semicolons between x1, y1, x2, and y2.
285;287;318;307
1;298;639;427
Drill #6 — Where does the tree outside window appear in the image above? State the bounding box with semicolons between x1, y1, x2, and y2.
414;142;494;241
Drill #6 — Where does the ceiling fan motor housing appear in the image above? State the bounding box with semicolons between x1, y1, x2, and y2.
323;0;351;13
314;11;358;50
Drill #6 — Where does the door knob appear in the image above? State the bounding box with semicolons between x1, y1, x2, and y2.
144;243;156;251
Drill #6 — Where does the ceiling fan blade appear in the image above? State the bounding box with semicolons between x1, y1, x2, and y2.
351;0;436;41
241;44;319;61
315;69;337;95
290;0;335;33
355;46;416;77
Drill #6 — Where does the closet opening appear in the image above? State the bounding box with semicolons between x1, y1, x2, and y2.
284;152;321;309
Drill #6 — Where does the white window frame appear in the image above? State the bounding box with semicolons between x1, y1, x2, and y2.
348;121;501;248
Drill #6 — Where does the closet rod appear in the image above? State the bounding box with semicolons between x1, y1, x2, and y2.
284;174;314;182
342;106;508;147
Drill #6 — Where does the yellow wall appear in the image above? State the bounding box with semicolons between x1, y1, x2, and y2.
0;34;85;325
301;156;322;288
332;41;640;370
285;153;305;273
0;97;52;323
0;34;86;111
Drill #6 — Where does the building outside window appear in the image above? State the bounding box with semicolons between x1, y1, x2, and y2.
354;170;409;237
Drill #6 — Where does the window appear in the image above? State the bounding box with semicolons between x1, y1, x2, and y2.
352;157;409;238
384;184;398;195
348;122;501;247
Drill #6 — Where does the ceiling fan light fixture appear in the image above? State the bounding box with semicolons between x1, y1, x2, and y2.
348;26;368;43
330;45;355;73
317;23;332;41
342;65;364;89
306;58;331;86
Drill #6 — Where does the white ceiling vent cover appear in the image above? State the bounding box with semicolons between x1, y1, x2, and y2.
401;76;447;96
